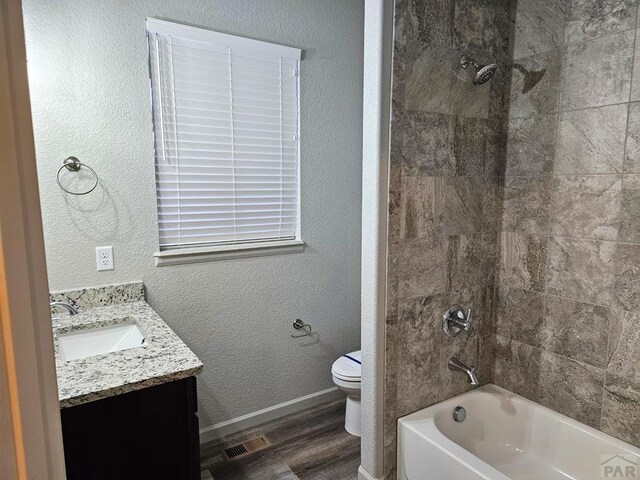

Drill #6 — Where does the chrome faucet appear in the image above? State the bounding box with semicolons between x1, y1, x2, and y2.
50;301;79;315
448;357;480;386
50;301;79;327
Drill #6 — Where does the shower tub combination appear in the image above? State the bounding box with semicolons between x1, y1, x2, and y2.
398;384;640;480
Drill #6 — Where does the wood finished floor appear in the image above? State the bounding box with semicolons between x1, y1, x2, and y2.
200;399;360;480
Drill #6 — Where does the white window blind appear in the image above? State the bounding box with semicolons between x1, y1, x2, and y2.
147;19;301;250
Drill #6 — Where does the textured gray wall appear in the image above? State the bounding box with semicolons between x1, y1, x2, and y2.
23;0;363;427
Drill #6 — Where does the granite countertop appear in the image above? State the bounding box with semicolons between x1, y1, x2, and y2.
51;283;202;408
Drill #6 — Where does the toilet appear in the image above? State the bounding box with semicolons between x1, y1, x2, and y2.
331;350;361;436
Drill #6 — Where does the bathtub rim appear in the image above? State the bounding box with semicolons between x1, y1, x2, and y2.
397;383;640;479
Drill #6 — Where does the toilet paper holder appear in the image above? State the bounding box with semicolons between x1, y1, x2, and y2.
291;318;312;338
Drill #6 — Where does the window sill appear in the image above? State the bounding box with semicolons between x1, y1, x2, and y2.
154;239;305;267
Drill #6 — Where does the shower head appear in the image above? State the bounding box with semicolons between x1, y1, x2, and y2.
474;64;497;85
460;55;497;85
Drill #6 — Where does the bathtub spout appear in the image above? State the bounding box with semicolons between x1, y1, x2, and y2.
448;357;480;386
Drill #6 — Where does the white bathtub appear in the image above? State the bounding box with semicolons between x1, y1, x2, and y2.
398;384;640;480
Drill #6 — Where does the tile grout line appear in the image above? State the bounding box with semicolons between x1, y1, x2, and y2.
538;3;568;399
498;173;628;177
497;283;624;314
513;22;639;64
600;1;640;429
509;99;640;120
499;231;640;247
504;334;607;374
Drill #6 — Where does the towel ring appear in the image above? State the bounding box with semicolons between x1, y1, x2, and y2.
56;157;98;195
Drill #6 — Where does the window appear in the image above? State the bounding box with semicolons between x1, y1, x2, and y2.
147;19;302;265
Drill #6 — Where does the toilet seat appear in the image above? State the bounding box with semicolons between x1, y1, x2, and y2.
331;350;361;382
331;349;362;437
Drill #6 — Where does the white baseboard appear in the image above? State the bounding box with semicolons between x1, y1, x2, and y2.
358;465;385;480
199;387;344;444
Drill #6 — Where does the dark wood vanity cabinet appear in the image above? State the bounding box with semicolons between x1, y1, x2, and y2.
61;377;200;480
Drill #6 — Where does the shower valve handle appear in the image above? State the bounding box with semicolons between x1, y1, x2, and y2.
443;305;474;337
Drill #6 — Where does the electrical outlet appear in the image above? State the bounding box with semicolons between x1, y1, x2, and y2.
96;246;114;271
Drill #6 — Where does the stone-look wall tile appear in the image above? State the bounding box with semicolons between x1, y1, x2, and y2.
631;32;640;101
384;314;400;384
451;117;487;175
510;50;562;118
400;177;436;239
452;0;512;61
386;1;512;475
392;0;414;55
477;334;495;385
608;311;640;383
493;335;543;401
619;175;640;242
485;0;640;450
554;104;628;174
543;295;614;368
446;234;496;292
437;177;484;235
401;177;497;240
512;0;565;59
546;237;615;306
396;351;441;418
398;295;444;365
392;51;408;118
392;237;448;300
624;103;640;172
480;284;496;339
450;72;490;120
564;0;638;44
505;114;556;176
404;44;452;114
388;191;402;242
484;126;507;177
383;416;397;478
601;373;640;446
389;108;407;193
560;30;635;110
549;175;622;240
489;60;515;121
482;177;503;231
383;314;399;476
495;287;545;344
389;155;403;194
614;243;640;310
502;176;551;234
538;351;605;428
386;271;398;317
498;233;548;292
407;0;454;48
496;290;614;369
402;112;452;176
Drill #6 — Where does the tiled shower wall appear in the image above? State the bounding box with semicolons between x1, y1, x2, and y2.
384;0;514;476
494;0;640;448
386;0;640;475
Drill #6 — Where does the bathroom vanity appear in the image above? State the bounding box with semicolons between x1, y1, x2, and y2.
51;282;203;480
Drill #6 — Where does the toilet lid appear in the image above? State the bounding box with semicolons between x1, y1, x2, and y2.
332;350;361;380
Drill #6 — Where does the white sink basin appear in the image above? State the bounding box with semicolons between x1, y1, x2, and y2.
58;321;147;361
